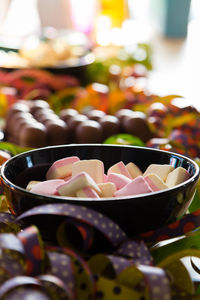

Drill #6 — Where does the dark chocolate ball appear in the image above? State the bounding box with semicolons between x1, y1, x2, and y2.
34;109;59;123
12;116;38;139
76;120;103;143
6;102;30;122
30;100;50;115
5;112;35;134
45;120;69;145
99;115;120;139
19;123;47;148
115;109;135;123
59;108;78;123
85;110;106;121
68;114;88;130
123;112;153;142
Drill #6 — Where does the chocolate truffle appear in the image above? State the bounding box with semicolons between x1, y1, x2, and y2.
45;119;69;145
6;102;30;122
115;109;135;123
68;114;88;130
59;108;78;123
34;109;60;124
75;120;103;143
30;99;50;115
85;110;106;121
5;112;34;135
123;111;154;143
18;122;47;148
99;115;120;139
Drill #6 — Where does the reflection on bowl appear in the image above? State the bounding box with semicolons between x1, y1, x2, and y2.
1;144;199;236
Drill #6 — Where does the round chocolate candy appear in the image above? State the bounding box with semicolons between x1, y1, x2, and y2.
115;109;135;124
123;111;154;143
30;99;50;115
59;108;78;123
34;109;60;123
85;109;106;121
19;122;47;148
147;102;168;119
6;102;30;122
45;119;69;145
99;115;120;139
12;115;38;140
5;112;35;135
68;114;88;130
75;120;103;143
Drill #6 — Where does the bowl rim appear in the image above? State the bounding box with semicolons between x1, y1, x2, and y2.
1;144;199;201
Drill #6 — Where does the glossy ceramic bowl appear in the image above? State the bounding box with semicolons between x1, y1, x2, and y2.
1;144;199;236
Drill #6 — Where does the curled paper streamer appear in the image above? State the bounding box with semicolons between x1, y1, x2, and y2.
0;204;199;298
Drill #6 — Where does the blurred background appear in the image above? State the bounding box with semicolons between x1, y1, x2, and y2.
0;0;198;107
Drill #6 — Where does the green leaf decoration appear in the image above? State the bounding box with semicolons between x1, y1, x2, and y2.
103;134;145;146
0;142;33;156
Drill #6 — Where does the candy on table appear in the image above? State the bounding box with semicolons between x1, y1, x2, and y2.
166;167;190;188
98;182;116;197
107;173;132;190
144;173;168;191
29;155;191;198
26;180;41;192
30;179;65;195
46;156;80;180
72;159;104;184
76;187;100;198
57;172;101;197
126;162;143;179
143;164;175;182
107;161;131;179
114;176;153;197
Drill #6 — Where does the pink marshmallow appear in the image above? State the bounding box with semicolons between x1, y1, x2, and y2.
46;156;80;180
26;180;41;191
30;179;65;196
103;174;108;182
107;173;132;190
114;176;153;197
76;187;100;198
72;159;104;183
144;173;168;191
98;182;116;197
57;172;101;197
107;161;131;178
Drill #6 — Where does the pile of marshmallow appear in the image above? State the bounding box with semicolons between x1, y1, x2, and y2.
26;156;190;199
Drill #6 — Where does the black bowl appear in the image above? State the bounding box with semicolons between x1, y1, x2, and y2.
1;144;199;236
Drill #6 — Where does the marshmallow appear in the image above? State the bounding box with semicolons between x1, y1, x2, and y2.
26;180;41;191
30;179;65;195
57;172;101;197
98;182;116;197
126;162;143;179
46;156;80;180
76;187;100;198
72;159;104;183
143;164;174;182
107;173;132;190
144;173;168;191
107;161;131;178
115;176;153;197
166;167;190;188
